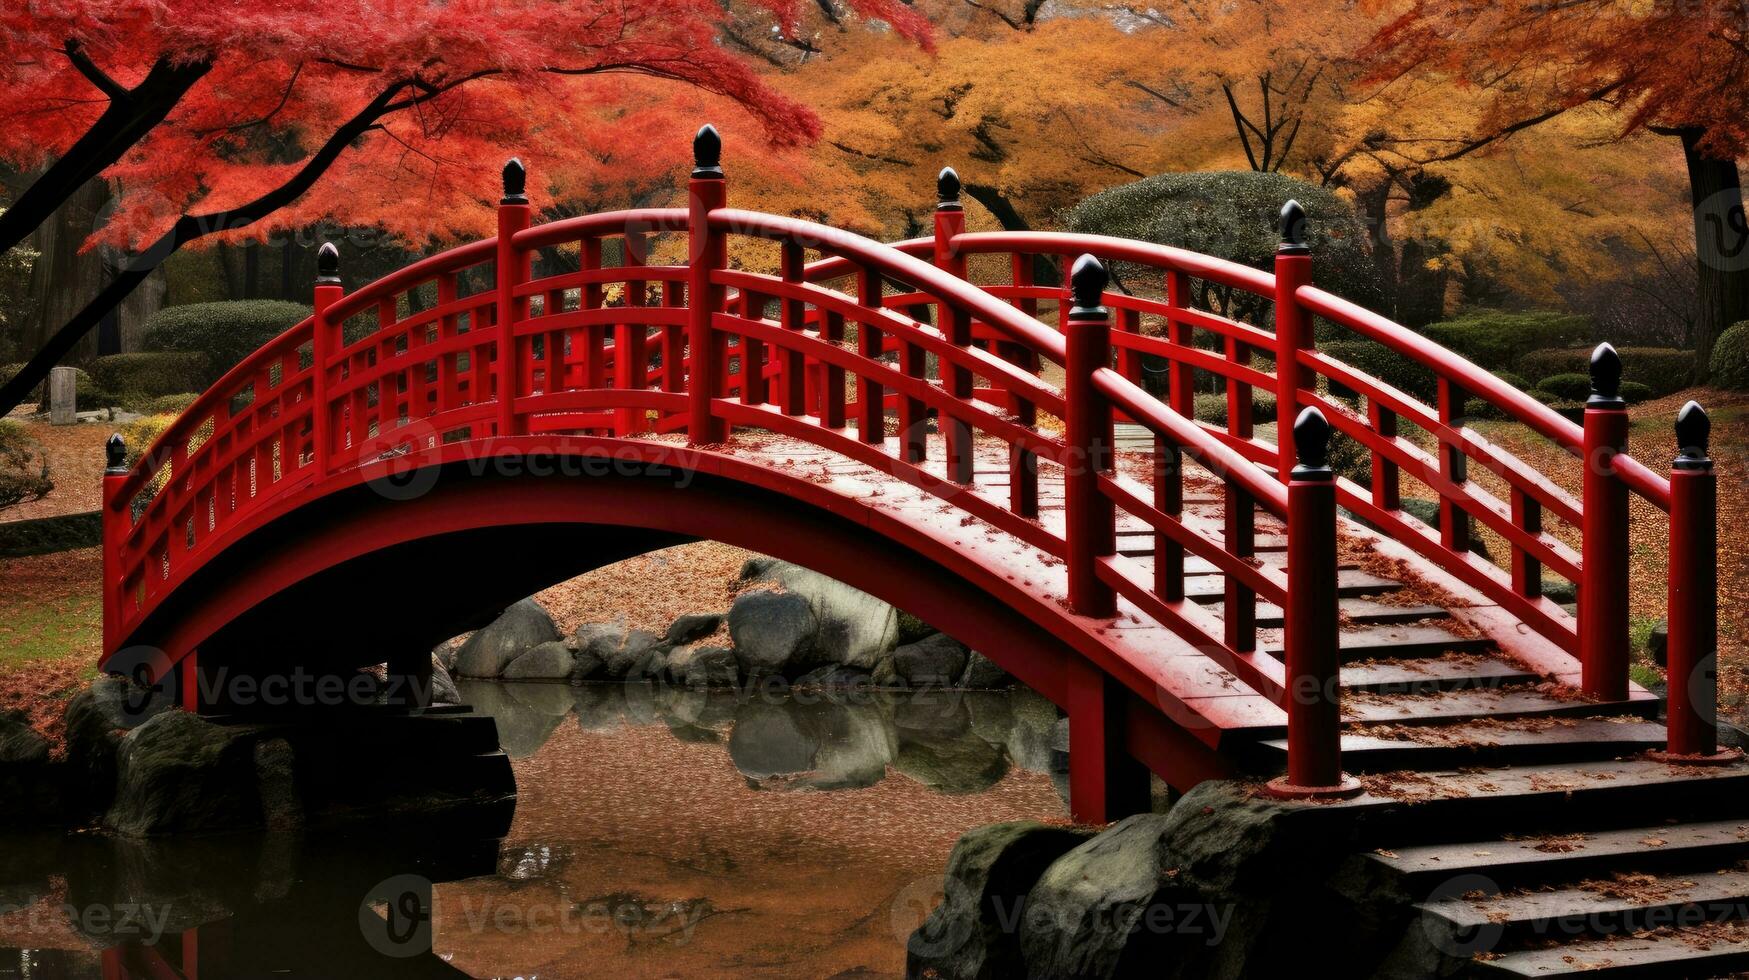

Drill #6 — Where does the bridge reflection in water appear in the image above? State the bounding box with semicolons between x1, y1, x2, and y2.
0;684;1063;978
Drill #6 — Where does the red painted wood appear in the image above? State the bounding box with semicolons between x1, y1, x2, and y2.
1667;467;1717;755
1581;404;1631;701
687;176;727;444
1284;473;1342;788
1064;304;1116;618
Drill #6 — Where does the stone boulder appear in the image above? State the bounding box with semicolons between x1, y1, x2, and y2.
0;709;47;766
894;633;970;687
906;821;1094;980
432;637;463;673
0;710;57;825
502;641;576;681
959;651;1011;689
668;645;739;688
728;701;819;781
105;712;269;838
1015;781;1317;979
429;655;462;705
578;625;663;680
453;599;559;678
64;674;172;812
664;612;724;646
739;558;898;669
728;589;817;677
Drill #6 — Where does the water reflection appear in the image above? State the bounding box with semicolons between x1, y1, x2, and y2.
0;682;1066;978
460;679;1065;797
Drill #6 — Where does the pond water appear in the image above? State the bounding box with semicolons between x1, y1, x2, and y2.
0;680;1069;978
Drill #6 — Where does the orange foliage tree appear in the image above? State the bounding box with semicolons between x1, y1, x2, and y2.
0;0;930;414
1363;0;1749;373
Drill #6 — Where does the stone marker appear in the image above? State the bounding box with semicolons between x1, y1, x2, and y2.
48;366;77;425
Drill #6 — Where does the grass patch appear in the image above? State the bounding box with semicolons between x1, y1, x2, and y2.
0;591;100;672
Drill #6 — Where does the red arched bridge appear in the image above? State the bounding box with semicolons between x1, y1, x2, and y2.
100;125;1727;824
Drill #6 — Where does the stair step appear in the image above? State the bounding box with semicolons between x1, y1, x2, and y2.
1329;758;1749;846
1371;819;1749;891
1342;687;1656;727
1259;599;1451;630
1264;623;1496;661
1471;926;1749;977
1419;868;1749;948
1181;568;1402;602
1252;718;1667;774
1341;655;1540;694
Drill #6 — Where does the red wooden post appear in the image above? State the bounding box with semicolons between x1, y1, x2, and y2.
1065;655;1152;824
616;230;650;434
311;242;343;476
1165;270;1194;420
934;168;974;483
1267;407;1362;799
1658;401;1739;762
1064;254;1116;618
687;125;728;445
1273;201;1312;478
101;433;129;655
1580;343;1630;701
496;158;533;438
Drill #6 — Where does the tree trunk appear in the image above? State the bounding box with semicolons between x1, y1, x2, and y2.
243;242;260;299
1356;181;1397;320
23;178;163;362
1672;126;1749;379
964;183;1057;285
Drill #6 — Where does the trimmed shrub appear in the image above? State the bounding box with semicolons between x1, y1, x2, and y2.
1713;320;1749;391
1320;339;1437;404
1518;346;1692;396
1619;381;1653;404
1192;389;1277;427
1065;171;1382;325
1536;373;1592;402
0;419;52;511
142;300;311;383
119;414;177;468
1419;310;1591;372
1464;398;1504;420
0;364;116;409
141;393;201;417
1492;370;1529;391
1527;388;1562;406
89;353;210;408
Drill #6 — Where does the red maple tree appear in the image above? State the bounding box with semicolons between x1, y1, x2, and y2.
0;0;931;413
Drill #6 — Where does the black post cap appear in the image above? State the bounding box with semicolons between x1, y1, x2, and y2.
501;157;528;205
105;433;126;472
1069;254;1108;317
315;242;341;285
692;124;723;178
1675;399;1712;470
937;167;962;210
1280;200;1309;255
1588;342;1624;407
1291;406;1333;478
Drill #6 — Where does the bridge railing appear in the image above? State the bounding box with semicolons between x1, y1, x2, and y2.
906;194;1722;759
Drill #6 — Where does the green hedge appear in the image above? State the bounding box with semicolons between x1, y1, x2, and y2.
0;419;52;511
1536;373;1592;403
1419;310;1591;372
1192;389;1278;427
1320;339;1437;404
143;300;311;383
1713;321;1749;391
1518;346;1693;396
90;353;210;407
